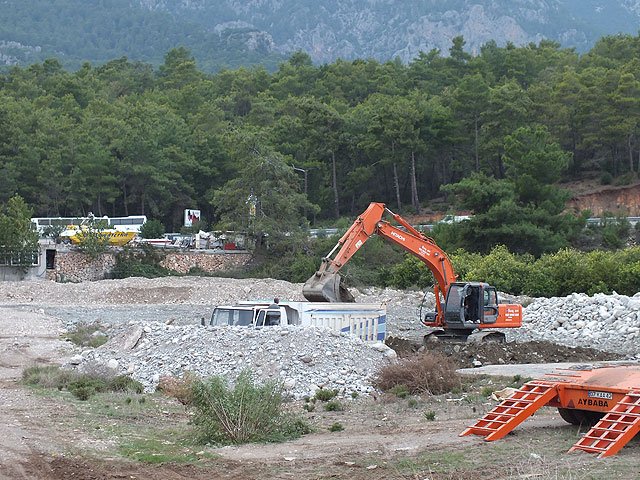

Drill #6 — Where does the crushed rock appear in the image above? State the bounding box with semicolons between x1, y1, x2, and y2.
76;322;396;399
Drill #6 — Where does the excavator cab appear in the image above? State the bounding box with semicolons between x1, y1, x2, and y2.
444;282;499;327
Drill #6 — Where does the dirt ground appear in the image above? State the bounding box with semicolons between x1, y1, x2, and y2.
0;279;638;480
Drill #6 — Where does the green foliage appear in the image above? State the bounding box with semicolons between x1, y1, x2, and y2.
388;384;410;399
63;323;108;348
75;220;110;259
323;399;343;412
313;388;338;402
2;35;640;266
22;365;143;401
0;195;39;267
423;410;436;421
190;370;311;445
139;219;165;239
328;422;344;432
112;245;173;279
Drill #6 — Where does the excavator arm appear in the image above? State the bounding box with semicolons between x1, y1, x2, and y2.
303;203;458;322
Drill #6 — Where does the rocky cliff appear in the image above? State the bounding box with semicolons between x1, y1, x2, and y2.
3;1;640;69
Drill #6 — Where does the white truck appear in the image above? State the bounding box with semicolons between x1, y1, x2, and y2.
207;300;387;342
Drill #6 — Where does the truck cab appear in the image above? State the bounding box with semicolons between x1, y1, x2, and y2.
209;305;287;327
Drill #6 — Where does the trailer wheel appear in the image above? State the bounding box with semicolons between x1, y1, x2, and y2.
558;408;580;425
558;408;603;426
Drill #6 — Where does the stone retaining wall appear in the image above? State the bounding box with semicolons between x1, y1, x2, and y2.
50;249;251;282
52;251;117;283
160;251;251;274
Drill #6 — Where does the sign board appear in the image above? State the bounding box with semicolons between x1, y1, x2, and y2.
184;209;201;227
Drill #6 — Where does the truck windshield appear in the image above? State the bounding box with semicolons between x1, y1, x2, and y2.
211;308;253;326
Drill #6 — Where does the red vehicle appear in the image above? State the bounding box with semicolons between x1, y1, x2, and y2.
303;202;522;342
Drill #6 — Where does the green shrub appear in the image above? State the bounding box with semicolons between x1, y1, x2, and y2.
323;399;343;412
139;219;165;239
109;375;144;394
388;384;410;399
600;172;613;185
190;370;311;445
328;422;344;432
407;398;419;408
314;388;338;402
22;365;142;401
112;245;173;279
423;410;436;421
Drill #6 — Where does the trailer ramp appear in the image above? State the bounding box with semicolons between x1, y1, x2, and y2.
460;380;558;441
570;390;640;458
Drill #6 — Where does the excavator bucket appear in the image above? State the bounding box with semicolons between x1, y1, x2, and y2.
302;272;355;303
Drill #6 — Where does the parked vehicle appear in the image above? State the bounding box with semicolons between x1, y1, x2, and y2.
207;300;387;342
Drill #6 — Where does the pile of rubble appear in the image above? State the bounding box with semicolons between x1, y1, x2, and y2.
73;322;397;399
509;292;640;356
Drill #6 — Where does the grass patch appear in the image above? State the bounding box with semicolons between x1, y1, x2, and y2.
63;323;108;348
22;365;144;401
118;429;219;464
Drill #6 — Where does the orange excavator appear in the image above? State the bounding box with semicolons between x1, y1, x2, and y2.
303;202;522;342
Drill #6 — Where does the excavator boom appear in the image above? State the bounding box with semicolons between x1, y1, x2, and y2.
303;202;522;336
302;203;457;307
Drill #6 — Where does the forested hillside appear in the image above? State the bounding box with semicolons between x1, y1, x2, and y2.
3;0;640;70
1;35;640;255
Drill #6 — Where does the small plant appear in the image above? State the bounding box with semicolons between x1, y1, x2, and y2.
323;399;343;412
480;386;494;398
109;375;144;394
22;364;143;401
302;403;315;412
63;323;108;348
388;384;410;399
407;398;419;408
423;410;436;421
350;391;359;399
190;370;311;445
314;388;338;402
329;422;344;432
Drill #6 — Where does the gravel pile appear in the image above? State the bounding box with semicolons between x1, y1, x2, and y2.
73;321;397;399
509;292;640;356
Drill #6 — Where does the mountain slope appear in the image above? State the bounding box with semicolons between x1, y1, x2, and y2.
2;0;640;70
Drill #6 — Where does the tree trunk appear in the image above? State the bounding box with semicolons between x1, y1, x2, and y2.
331;150;340;218
122;184;129;216
474;116;479;171
410;150;419;213
629;134;634;173
393;162;401;211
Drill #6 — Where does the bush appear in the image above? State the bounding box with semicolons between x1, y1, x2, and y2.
22;365;142;401
157;374;195;406
373;352;461;395
190;370;311;445
139;219;165;239
112;245;173;279
323;399;343;411
328;422;344;432
314;388;338;402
